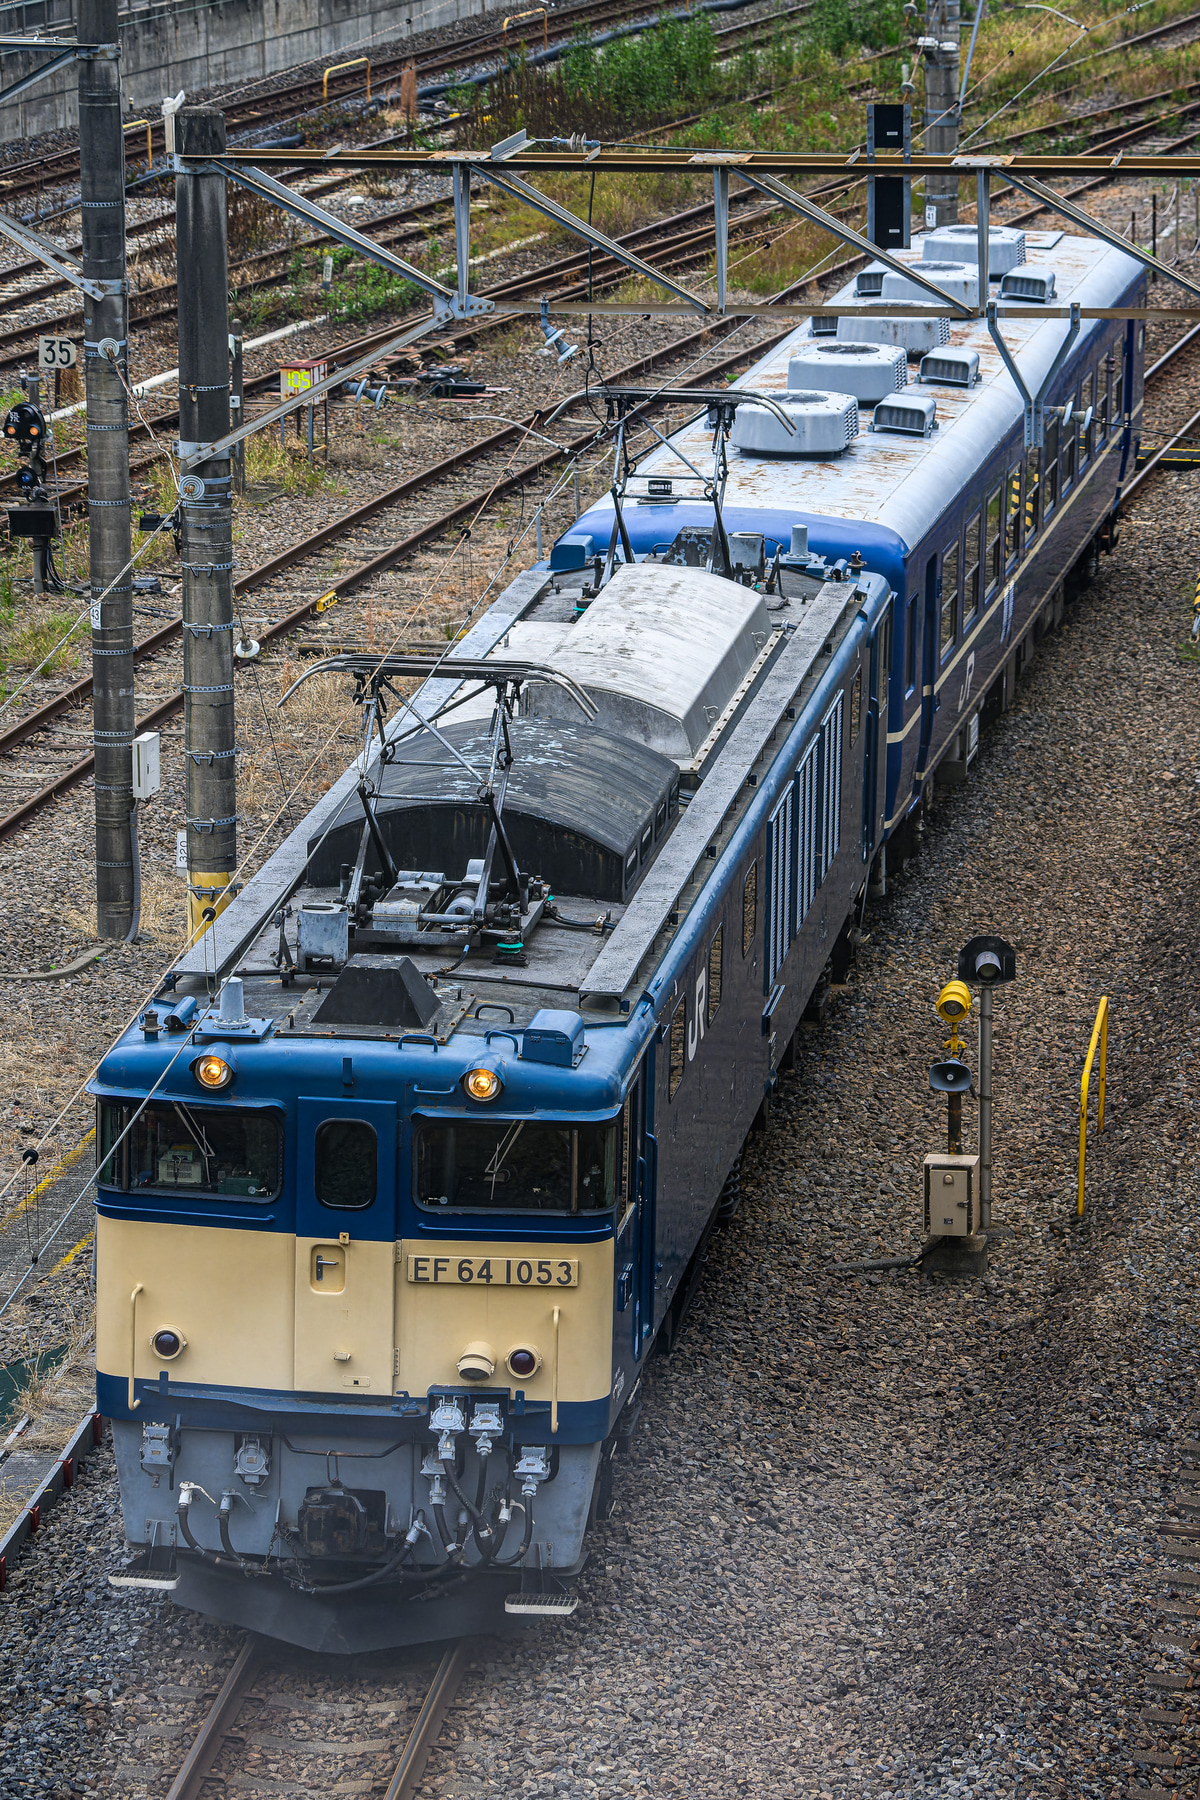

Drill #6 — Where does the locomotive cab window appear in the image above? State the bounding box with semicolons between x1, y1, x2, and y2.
97;1101;282;1201
315;1119;377;1209
416;1118;617;1213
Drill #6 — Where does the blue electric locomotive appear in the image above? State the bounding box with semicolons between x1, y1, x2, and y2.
92;221;1142;1651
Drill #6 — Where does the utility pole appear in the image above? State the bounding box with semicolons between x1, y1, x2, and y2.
79;0;135;939
922;0;961;228
176;107;236;947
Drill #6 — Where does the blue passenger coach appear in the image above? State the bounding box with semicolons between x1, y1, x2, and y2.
90;223;1142;1651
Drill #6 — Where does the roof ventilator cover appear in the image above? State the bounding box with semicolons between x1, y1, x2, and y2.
922;224;1026;275
837;308;951;355
809;314;838;337
999;266;1056;302
919;348;980;387
871;394;938;438
856;263;887;296
881;261;979;308
787;341;908;404
731;390;859;456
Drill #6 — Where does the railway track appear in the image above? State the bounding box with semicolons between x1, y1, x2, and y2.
0;284;808;837
163;1635;471;1800
0;0;800;209
0;162;1195;841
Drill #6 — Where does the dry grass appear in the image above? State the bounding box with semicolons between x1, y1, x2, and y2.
62;863;183;944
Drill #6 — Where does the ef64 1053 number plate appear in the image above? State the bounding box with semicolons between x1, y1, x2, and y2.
407;1255;578;1287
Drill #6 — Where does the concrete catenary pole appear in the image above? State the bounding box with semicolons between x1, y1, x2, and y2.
923;0;961;228
175;107;236;946
79;0;135;938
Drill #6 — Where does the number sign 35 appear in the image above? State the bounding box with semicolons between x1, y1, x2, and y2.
38;337;77;369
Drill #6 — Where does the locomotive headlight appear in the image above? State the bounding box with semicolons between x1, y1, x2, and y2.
193;1052;232;1090
457;1341;497;1381
463;1066;502;1102
506;1345;542;1379
151;1328;186;1360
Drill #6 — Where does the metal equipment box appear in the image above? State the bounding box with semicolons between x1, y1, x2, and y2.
923;1152;980;1237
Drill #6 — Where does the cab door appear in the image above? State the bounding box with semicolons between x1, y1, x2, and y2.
294;1098;397;1397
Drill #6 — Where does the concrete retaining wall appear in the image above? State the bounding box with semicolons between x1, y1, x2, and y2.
0;0;492;150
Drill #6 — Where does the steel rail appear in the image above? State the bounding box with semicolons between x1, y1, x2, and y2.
0;303;799;838
164;1635;264;1800
384;1640;471;1800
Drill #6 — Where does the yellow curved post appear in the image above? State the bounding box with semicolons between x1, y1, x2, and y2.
503;7;549;51
323;56;371;103
1077;996;1108;1216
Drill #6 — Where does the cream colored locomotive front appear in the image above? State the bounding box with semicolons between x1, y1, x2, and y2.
98;1215;614;1409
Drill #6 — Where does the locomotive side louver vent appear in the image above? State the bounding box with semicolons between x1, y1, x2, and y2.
732;391;859;456
871;394;938;437
999;267;1056;302
919;349;980;388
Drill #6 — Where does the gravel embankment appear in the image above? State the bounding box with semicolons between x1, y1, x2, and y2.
0;405;1196;1800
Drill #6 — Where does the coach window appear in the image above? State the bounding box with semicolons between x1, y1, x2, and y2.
905;594;918;693
963;512;980;627
939;538;959;657
668;1000;687;1100
1081;368;1096;467
316;1119;377;1209
707;925;724;1025
1025;447;1041;540
742;860;757;957
1112;358;1124;430
1062;391;1078;490
984;486;1002;597
1005;465;1022;566
1044;415;1060;516
1097;354;1112;443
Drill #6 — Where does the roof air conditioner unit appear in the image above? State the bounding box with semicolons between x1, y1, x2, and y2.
787;341;908;404
837;307;951;355
856;263;887;296
919;348;980;388
871;394;938;438
999;266;1056;302
881;261;979;308
922;223;1026;275
731;391;859;456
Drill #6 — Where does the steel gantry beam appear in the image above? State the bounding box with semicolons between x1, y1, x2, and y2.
216;148;1200;177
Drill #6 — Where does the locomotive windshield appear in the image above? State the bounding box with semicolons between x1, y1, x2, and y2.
98;1101;282;1201
415;1118;618;1213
